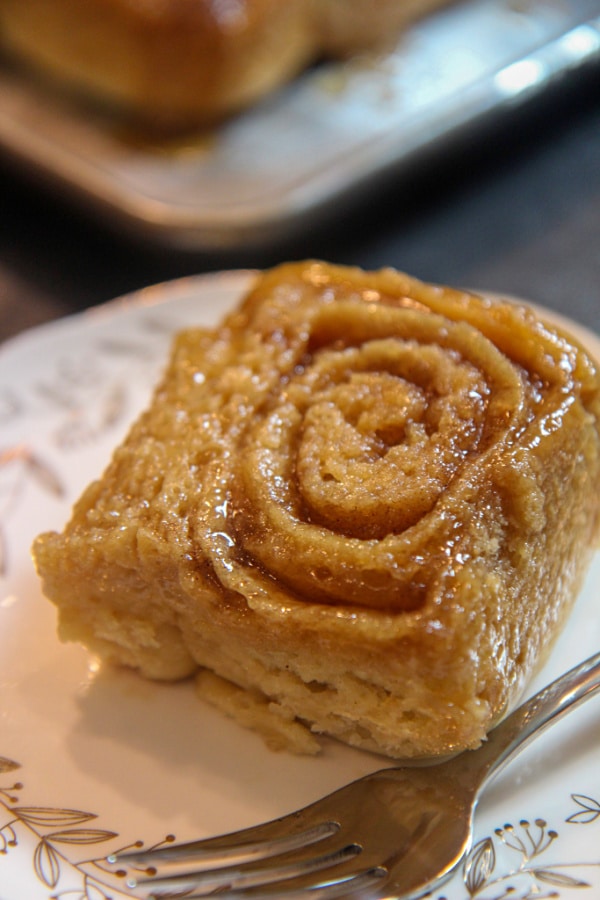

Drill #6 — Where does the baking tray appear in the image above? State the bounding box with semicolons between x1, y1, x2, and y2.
0;0;599;251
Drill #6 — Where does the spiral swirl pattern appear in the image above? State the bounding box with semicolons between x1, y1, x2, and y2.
191;262;597;613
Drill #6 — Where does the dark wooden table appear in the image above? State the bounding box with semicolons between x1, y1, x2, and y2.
1;70;599;345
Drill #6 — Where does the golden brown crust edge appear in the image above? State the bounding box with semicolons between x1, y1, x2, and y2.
32;261;600;758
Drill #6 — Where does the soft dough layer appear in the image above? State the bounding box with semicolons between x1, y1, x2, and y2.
33;262;600;758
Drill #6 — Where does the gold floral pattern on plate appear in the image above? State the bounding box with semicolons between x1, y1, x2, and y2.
0;755;178;899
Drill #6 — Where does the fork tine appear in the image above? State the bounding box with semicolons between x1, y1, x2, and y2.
131;841;363;896
112;819;340;870
145;866;388;899
110;772;373;874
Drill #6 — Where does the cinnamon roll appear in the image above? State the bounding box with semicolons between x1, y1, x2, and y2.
33;262;600;758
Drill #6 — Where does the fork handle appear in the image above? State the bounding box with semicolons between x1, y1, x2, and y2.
468;650;600;785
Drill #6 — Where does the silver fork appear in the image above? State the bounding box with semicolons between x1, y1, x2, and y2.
112;651;600;900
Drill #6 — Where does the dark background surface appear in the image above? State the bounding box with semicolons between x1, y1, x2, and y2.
1;65;599;345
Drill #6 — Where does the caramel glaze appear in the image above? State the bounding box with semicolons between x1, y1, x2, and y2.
178;263;599;616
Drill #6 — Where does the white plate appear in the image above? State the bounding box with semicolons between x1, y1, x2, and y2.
1;272;599;900
0;0;599;249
